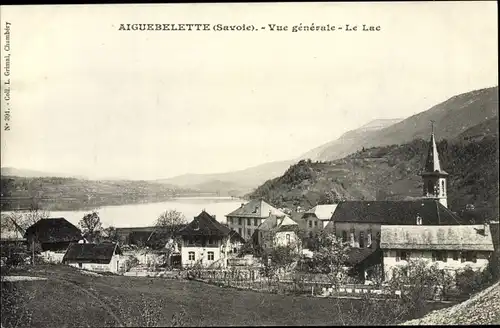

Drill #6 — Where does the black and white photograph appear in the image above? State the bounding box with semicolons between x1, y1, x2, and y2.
0;2;498;327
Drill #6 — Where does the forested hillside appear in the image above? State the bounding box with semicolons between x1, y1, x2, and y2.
249;135;499;220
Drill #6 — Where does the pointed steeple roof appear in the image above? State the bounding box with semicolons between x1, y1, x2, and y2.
423;132;448;176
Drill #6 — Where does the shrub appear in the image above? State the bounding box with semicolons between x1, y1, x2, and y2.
455;265;495;297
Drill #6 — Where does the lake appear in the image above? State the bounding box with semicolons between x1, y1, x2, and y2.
30;197;245;228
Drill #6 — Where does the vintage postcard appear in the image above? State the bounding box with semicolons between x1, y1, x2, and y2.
0;2;498;327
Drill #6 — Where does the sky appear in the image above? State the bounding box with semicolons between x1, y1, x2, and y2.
0;2;498;180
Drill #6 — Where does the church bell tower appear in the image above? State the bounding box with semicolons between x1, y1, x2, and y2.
421;122;448;208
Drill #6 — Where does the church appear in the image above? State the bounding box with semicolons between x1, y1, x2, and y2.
323;127;470;279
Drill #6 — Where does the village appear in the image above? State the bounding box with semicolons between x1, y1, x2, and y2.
1;129;499;303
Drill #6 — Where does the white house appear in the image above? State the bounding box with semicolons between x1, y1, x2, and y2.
380;224;495;280
256;214;301;251
177;211;245;268
300;204;338;236
62;242;125;273
226;199;286;241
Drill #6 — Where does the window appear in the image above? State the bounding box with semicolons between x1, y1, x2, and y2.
78;263;82;268
309;220;312;228
228;217;232;225
401;251;408;261
438;251;447;262
248;229;252;237
359;232;364;248
342;231;347;242
396;250;408;262
207;252;214;261
247;218;252;225
187;238;195;246
314;221;318;227
453;251;459;261
208;237;216;246
254;218;259;226
464;251;477;263
350;228;355;245
367;230;372;247
286;234;291;245
238;228;242;235
441;180;445;194
188;252;195;261
238;218;242;225
309;231;313;238
427;181;433;194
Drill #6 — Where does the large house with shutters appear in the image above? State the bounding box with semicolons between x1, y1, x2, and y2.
226;199;286;241
178;211;245;268
380;223;495;279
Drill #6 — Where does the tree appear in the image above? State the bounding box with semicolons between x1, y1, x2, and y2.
388;259;444;318
307;231;350;286
79;211;102;242
3;206;50;231
259;243;300;285
102;226;119;243
156;209;187;241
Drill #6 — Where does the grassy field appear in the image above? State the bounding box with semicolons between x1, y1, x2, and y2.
1;265;451;327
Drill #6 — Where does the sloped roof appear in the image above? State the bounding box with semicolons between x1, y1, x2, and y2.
24;218;82;243
422;132;448;176
331;200;464;225
63;242;121;263
258;214;298;232
177;210;231;237
229;230;246;244
276;224;300;233
380;225;494;251
226;199;285;218
304;204;338;221
346;247;382;267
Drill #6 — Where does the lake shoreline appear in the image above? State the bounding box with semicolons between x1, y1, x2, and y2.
2;197;246;229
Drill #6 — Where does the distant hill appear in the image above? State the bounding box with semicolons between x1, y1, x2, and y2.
298;118;403;161
457;116;499;142
302;86;498;162
0;167;87;179
157;160;295;196
249;132;499;220
190;179;251;197
0;176;197;211
158;119;405;195
363;86;498;148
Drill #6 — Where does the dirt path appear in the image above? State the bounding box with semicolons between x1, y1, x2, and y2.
54;278;125;328
1;276;48;282
2;273;124;327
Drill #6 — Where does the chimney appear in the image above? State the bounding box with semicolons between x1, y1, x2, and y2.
416;215;422;225
484;222;489;236
241;203;245;208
